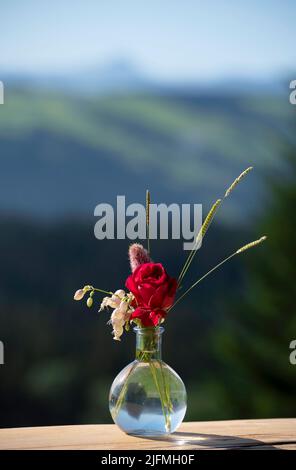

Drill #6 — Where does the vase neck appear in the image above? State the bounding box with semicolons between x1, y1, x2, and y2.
135;327;163;361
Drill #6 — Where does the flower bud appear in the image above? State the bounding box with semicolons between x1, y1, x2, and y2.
83;285;92;292
87;297;93;308
74;289;85;301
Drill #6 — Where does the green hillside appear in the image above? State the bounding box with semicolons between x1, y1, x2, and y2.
0;89;293;222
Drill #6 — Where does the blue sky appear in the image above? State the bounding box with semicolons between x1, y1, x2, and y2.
0;0;295;81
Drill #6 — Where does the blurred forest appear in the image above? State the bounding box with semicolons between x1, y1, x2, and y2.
0;86;295;427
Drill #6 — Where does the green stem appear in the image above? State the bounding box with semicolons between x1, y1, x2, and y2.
136;335;171;433
177;199;222;288
171;252;237;310
159;360;173;413
149;360;171;433
113;361;137;419
177;238;199;287
92;287;113;295
113;330;172;433
146;189;151;255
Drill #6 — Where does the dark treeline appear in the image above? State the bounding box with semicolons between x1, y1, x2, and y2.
1;125;296;426
1;182;295;427
0;215;249;427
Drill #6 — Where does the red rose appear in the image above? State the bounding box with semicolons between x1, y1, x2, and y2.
125;262;177;326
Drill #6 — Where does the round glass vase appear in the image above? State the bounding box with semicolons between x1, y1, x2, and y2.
109;326;187;436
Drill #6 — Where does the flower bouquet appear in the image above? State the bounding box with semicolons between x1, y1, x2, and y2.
74;167;266;436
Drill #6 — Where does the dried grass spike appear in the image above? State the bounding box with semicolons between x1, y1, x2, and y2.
196;199;222;244
224;166;253;198
236;236;267;254
146;189;151;253
146;190;150;227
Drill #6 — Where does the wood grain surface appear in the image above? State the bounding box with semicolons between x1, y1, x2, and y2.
0;419;295;450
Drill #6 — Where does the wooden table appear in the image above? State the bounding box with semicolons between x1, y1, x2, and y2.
0;419;295;450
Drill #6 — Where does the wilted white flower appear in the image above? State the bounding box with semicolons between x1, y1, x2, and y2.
113;324;124;341
114;289;126;299
99;289;128;311
119;300;129;313
99;289;134;340
99;295;119;311
110;308;124;324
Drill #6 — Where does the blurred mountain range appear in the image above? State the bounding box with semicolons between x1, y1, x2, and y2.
0;63;294;225
1;59;291;95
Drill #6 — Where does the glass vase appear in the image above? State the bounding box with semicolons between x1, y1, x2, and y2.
109;326;187;436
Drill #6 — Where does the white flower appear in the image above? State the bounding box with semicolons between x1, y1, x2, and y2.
99;289;128;311
99;296;119;311
110;308;124;325
113;325;124;341
99;289;135;340
114;289;126;299
119;300;128;313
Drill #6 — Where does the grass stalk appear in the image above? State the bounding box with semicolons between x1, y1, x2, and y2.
146;189;151;255
177;167;254;289
172;235;267;310
177;198;222;287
